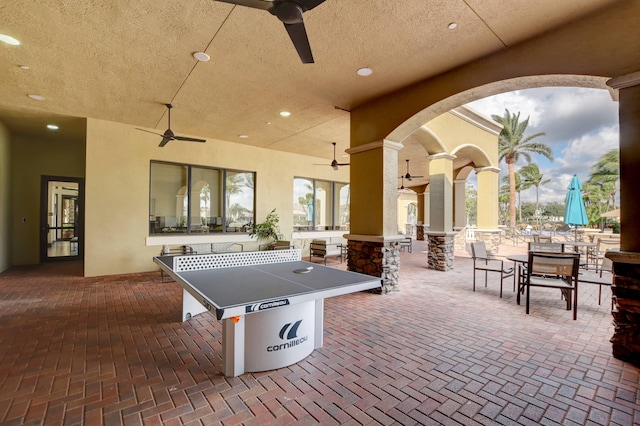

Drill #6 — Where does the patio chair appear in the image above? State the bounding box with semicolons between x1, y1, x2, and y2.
528;242;564;253
595;239;620;272
578;256;614;308
520;252;580;320
533;234;553;243
471;241;514;298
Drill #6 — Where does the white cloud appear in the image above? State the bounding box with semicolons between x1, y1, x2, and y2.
467;87;619;205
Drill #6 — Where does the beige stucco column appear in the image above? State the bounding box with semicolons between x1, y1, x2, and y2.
474;166;501;253
453;179;466;229
416;189;429;240
425;153;456;271
608;72;640;252
475;167;500;230
427;153;455;232
606;71;640;363
345;139;404;293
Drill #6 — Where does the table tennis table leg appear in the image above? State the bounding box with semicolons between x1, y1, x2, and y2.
222;317;245;377
315;299;324;349
182;289;208;322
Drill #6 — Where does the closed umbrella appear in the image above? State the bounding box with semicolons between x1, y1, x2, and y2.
564;175;588;241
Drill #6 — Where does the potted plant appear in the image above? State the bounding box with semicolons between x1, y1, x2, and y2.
250;209;283;249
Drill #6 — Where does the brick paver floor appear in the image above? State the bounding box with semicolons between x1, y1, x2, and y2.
1;240;639;425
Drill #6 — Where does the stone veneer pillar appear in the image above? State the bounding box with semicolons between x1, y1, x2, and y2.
416;224;425;241
426;232;456;271
473;230;502;255
607;251;640;363
346;237;401;294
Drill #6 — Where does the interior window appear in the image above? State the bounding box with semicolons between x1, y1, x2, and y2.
293;177;349;232
149;161;255;235
225;171;255;232
150;163;188;234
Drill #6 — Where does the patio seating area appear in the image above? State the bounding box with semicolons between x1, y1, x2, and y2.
0;240;638;425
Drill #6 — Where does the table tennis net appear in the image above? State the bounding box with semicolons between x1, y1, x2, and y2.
173;249;302;272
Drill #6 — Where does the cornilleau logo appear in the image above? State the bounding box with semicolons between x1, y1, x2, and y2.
279;320;302;340
267;320;308;352
246;299;290;313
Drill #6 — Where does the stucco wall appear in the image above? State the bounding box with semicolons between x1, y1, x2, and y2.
84;118;349;277
0;121;10;273
10;131;86;265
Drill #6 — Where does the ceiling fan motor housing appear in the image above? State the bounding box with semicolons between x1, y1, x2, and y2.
274;2;304;24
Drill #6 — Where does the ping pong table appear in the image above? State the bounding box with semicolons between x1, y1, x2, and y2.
154;249;381;376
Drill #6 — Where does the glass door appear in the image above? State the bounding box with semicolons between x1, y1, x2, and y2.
40;176;84;261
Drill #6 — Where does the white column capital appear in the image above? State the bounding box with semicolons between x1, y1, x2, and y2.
428;153;456;161
475;166;501;174
346;139;403;155
607;70;640;90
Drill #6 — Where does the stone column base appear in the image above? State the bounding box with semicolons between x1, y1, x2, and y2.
346;237;401;294
416;225;425;241
474;230;503;255
607;251;640;365
426;232;456;271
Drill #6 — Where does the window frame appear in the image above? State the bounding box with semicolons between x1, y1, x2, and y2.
293;176;349;232
149;160;256;236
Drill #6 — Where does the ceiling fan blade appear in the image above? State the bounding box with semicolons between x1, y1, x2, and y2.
412;175;424;178
335;163;350;166
135;128;163;137
174;136;206;143
297;0;326;12
159;137;172;148
216;0;271;11
284;21;314;63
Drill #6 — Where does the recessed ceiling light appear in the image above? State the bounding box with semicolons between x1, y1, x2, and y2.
357;67;373;77
238;134;248;139
19;65;29;70
193;51;210;62
27;94;45;101
448;22;458;30
265;121;272;125
280;111;291;117
0;34;20;45
47;124;59;130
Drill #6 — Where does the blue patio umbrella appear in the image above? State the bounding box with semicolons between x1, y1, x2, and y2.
564;175;588;240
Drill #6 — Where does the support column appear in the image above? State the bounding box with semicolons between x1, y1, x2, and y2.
453;179;466;229
346;139;404;292
606;71;640;363
425;153;456;271
416;187;429;240
474;166;502;253
428;153;455;232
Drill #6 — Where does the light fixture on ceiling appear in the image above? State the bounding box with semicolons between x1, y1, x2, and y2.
193;51;210;62
0;34;20;45
238;134;248;139
280;111;291;117
19;65;29;70
448;22;458;30
27;94;45;101
47;124;59;130
357;67;373;77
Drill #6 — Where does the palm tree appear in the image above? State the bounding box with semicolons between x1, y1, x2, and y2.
590;149;619;184
519;163;550;229
586;149;619;227
492;109;551;235
501;173;524;222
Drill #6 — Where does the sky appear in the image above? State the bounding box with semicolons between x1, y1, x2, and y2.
465;87;619;205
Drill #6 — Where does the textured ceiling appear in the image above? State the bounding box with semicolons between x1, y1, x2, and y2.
0;0;621;167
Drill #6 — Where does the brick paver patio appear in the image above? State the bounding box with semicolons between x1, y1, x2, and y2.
0;240;638;425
